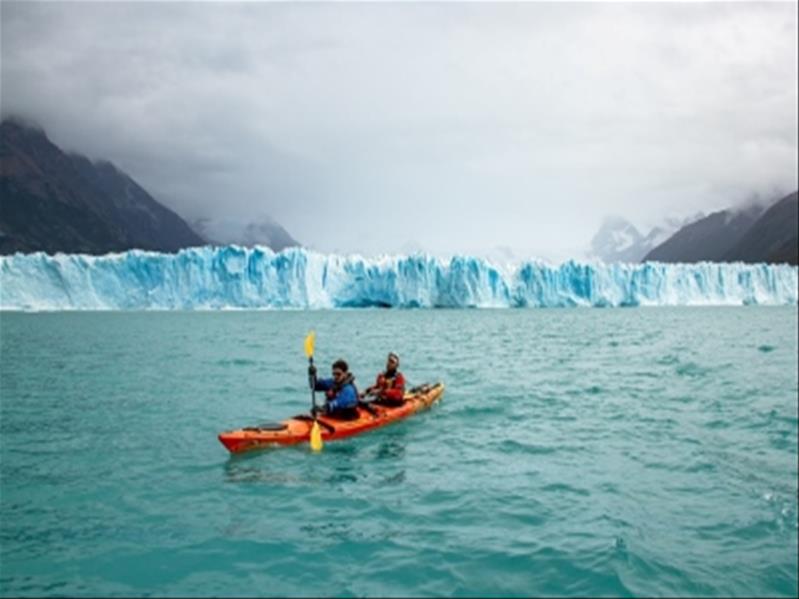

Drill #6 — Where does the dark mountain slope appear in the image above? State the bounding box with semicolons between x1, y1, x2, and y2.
0;118;205;254
643;205;764;263
724;191;798;265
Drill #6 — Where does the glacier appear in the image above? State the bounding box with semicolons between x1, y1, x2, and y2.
0;246;797;310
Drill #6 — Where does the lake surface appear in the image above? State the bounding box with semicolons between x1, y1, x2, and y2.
1;307;797;597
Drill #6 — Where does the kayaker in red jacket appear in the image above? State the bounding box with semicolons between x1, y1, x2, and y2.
362;352;406;407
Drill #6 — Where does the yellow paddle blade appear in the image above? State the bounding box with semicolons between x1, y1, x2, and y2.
304;331;316;359
310;420;323;452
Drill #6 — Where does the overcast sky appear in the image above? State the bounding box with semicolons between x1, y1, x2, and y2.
2;1;797;260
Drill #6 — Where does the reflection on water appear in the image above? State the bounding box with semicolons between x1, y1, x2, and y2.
221;435;412;494
375;439;406;460
222;419;412;488
223;461;306;485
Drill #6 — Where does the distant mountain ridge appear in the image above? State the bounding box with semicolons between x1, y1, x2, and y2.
723;191;798;264
0;118;301;255
642;205;764;263
192;217;299;252
643;191;797;265
589;214;698;263
589;216;646;263
0;118;206;255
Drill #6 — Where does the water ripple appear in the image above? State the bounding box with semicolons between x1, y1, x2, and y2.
1;307;796;597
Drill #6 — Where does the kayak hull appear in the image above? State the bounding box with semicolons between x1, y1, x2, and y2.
218;382;445;454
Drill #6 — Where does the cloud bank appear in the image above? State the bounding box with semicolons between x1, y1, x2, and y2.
2;1;796;259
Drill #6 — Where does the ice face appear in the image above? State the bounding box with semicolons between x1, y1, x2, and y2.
1;246;796;310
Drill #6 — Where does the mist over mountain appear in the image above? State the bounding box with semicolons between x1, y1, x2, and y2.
3;2;796;257
723;191;798;265
191;217;300;252
642;191;797;264
1;117;794;265
589;214;700;263
642;206;764;263
0;119;299;255
0;118;205;254
588;216;645;263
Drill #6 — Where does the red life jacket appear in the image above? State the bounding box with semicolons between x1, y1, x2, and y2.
375;370;406;402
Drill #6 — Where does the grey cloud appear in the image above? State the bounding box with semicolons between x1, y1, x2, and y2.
1;1;796;259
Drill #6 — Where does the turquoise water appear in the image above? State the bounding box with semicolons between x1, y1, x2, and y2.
0;308;797;597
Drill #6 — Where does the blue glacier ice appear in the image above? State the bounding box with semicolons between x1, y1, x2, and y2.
0;246;797;310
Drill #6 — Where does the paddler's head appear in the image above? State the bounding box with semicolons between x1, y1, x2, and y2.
386;352;399;374
331;359;349;382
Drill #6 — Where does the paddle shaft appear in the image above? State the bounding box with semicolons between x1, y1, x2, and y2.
308;356;317;415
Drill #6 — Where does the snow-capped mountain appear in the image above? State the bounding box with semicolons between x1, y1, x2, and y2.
589;216;650;263
589;214;702;264
191;217;300;252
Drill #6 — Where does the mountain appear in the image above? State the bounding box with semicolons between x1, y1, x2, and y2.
589;215;698;263
0;118;206;255
589;216;647;263
191;217;299;252
723;191;798;265
642;203;766;263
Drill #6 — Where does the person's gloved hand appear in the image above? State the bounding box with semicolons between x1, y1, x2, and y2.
308;364;317;377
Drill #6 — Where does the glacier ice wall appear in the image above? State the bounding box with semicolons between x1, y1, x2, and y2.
1;246;797;310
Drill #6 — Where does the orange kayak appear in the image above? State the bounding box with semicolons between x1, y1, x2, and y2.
218;382;445;454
